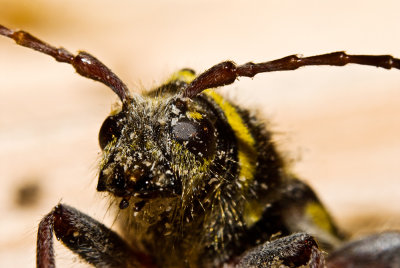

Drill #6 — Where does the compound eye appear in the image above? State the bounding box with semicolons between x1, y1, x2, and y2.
99;114;122;150
172;118;216;158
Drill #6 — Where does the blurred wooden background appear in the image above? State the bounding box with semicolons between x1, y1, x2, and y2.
0;0;399;267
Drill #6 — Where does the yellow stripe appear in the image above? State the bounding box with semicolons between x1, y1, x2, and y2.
186;111;203;120
167;69;196;84
203;90;257;189
167;69;258;188
306;202;335;234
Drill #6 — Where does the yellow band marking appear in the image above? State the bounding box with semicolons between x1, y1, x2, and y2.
306;202;335;234
167;69;196;85
243;200;265;227
168;69;258;188
203;90;257;189
187;111;203;120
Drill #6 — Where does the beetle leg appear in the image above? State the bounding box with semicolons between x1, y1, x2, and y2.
235;233;325;268
327;231;400;268
37;203;155;268
278;178;345;250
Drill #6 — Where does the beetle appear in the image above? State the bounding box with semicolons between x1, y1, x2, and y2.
1;24;400;267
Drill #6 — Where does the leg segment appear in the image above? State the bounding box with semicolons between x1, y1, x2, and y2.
327;232;400;268
278;178;344;250
37;203;155;268
183;52;400;98
245;178;344;253
236;233;325;268
0;24;130;101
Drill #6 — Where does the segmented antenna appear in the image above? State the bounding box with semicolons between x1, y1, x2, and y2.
0;24;131;102
183;52;400;98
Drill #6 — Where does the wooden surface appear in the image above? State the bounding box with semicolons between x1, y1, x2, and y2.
0;0;400;267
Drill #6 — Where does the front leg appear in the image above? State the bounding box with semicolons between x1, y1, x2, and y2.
327;231;400;267
235;233;325;268
37;203;155;268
